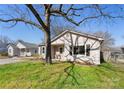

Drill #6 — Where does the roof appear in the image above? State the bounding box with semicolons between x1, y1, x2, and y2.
17;40;38;48
39;30;104;46
7;43;18;49
52;30;103;42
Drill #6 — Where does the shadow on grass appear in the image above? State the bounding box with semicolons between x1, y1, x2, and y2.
93;63;124;82
56;62;80;88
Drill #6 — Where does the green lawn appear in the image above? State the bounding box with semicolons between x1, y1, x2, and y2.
0;60;124;88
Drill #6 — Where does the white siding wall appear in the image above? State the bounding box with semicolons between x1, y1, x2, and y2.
8;46;14;56
8;46;19;56
39;46;45;58
38;47;41;55
51;32;101;65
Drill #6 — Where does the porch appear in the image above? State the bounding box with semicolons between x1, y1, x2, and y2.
19;48;31;56
51;44;64;60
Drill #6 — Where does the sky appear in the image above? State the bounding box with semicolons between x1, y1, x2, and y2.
0;4;124;46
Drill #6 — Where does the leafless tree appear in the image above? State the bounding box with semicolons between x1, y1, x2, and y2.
94;31;115;51
0;4;123;64
0;35;13;48
51;20;77;38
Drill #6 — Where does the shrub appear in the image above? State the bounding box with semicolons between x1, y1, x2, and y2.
0;52;8;56
32;54;40;57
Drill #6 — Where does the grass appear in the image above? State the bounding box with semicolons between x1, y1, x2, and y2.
0;60;124;88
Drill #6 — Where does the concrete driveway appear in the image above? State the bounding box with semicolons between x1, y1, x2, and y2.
0;57;23;65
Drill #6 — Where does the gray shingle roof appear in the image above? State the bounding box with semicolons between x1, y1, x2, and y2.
17;40;38;48
8;43;18;49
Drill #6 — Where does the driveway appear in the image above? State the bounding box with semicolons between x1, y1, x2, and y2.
0;57;23;65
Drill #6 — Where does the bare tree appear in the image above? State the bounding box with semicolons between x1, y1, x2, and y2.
0;35;13;48
51;20;77;38
0;4;123;64
94;31;115;51
0;35;13;54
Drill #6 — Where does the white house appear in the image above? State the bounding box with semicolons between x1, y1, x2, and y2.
8;40;38;57
38;30;104;65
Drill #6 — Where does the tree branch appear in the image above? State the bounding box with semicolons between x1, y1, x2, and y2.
26;4;47;31
0;18;43;30
59;4;63;12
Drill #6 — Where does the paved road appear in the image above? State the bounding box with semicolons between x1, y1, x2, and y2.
0;57;23;65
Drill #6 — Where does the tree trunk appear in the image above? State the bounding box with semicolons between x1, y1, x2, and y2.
45;31;52;64
45;5;52;64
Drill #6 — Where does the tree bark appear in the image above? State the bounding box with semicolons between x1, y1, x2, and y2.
45;5;52;64
45;31;52;64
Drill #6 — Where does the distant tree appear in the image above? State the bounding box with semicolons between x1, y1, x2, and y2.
0;35;12;48
94;31;115;51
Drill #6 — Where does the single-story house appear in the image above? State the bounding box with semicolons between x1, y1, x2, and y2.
7;40;38;57
38;30;103;65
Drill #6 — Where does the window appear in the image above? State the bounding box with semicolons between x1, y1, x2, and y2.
86;44;90;56
9;49;11;53
42;47;45;54
35;50;37;54
70;45;85;55
69;46;72;55
60;47;63;54
79;46;85;54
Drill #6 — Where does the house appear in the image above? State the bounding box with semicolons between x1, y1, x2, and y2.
38;30;103;65
121;46;124;54
7;40;38;57
102;47;122;61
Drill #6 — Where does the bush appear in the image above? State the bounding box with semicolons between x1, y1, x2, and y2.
32;54;40;57
0;52;8;56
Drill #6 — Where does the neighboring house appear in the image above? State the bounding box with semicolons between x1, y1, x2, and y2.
38;30;103;65
102;47;122;61
7;40;38;57
121;46;124;54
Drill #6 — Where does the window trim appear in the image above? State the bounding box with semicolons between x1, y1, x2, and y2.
9;49;11;53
